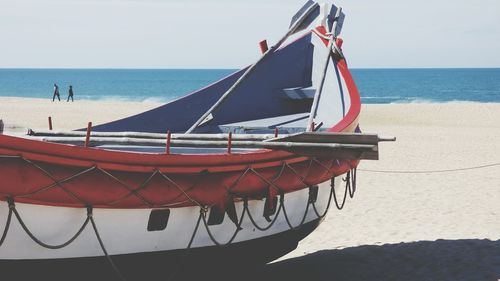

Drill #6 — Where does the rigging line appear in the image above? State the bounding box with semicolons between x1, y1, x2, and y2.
105;170;160;207
358;162;500;174
332;176;348;210
14;159;94;204
96;167;153;208
10;199;90;250
311;185;335;218
0;202;13;247
187;211;203;249
200;204;247;247
185;1;320;134
307;8;342;132
88;206;126;281
333;60;346;117
166;212;203;281
281;194;311;230
343;169;356;198
157;170;203;208
269;115;309;128
245;198;283;231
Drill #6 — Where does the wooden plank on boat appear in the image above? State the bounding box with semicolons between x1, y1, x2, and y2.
270;132;380;144
29;130;395;143
28;130;279;141
279;146;378;160
31;136;378;160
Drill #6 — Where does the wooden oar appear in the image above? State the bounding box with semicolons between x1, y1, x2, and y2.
185;1;321;134
30;136;379;159
28;129;280;141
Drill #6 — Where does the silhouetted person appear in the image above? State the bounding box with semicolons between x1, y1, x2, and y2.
52;83;60;101
67;85;74;102
0;119;4;134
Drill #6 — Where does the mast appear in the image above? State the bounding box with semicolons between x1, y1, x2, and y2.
306;6;343;132
185;1;320;134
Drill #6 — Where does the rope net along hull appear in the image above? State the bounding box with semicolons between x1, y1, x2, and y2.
0;178;339;260
0;134;357;209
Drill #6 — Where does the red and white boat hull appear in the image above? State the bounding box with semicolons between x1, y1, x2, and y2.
0;178;339;260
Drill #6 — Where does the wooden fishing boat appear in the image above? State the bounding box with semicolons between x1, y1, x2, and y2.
0;1;392;279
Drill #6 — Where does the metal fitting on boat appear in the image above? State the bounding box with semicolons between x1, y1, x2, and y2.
6;197;15;209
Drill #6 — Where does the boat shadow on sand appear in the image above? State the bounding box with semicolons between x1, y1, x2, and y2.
2;239;498;280
249;239;500;281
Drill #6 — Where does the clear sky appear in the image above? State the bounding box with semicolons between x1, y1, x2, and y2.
1;0;499;69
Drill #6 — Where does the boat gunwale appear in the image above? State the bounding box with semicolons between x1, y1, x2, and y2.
0;28;362;173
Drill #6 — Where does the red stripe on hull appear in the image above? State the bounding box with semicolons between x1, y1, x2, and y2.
0;134;357;209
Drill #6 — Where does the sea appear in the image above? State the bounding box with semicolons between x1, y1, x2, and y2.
0;68;499;104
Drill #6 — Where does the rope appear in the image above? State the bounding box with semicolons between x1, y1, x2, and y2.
96;167;153;207
187;211;203;249
346;169;356;198
358;162;500;174
106;170;159;207
0;198;125;280
331;169;357;210
244;198;284;231
311;185;334;218
0;153;348;210
158;170;204;208
88;206;126;281
15;157;91;204
10;198;90;250
281;194;311;230
332;176;347;210
165;210;204;281
200;204;246;247
0;201;13;247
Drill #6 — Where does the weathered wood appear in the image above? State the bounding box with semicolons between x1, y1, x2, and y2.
32;136;378;160
271;132;381;144
28;130;395;143
29;130;279;141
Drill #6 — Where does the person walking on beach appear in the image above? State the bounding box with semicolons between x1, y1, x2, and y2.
67;85;74;102
52;83;60;101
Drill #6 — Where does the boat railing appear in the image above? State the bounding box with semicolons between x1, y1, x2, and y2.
26;129;395;160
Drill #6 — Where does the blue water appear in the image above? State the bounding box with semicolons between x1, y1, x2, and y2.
0;69;235;102
352;68;500;104
0;68;499;104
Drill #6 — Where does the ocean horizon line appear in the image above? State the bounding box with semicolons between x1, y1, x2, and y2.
2;95;499;105
1;67;500;71
1;68;499;104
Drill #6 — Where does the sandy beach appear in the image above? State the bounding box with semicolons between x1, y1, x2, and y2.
271;103;500;280
1;98;499;280
0;97;162;134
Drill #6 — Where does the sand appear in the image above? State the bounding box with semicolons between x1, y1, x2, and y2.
0;97;161;134
1;97;499;280
271;103;500;280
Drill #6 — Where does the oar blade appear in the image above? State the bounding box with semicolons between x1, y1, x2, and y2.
289;0;320;34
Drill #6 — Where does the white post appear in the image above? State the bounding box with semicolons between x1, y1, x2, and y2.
306;7;342;132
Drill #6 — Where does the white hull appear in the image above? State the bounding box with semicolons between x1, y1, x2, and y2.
0;179;339;260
